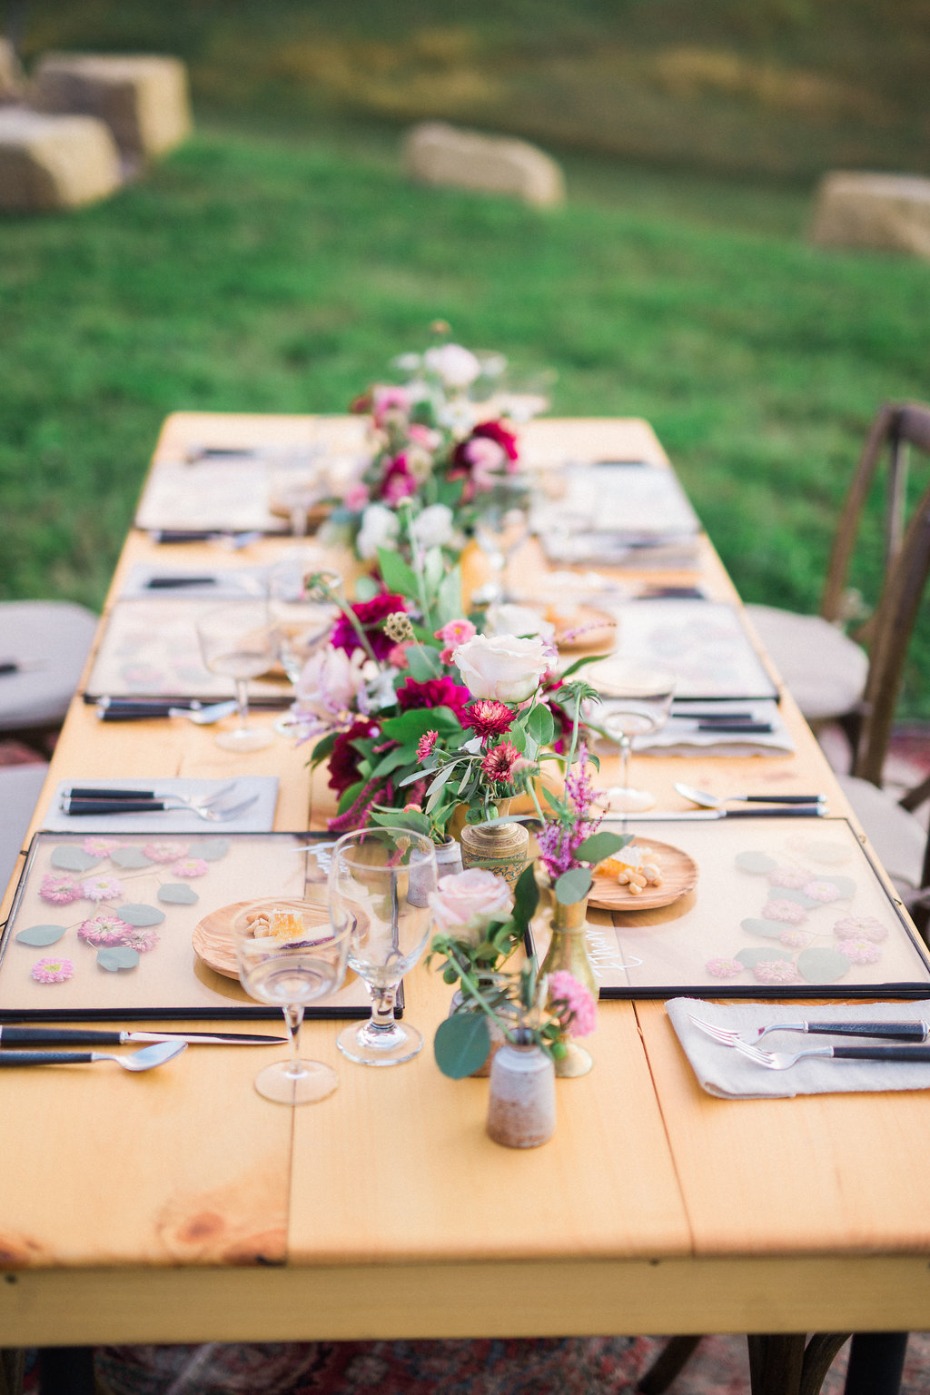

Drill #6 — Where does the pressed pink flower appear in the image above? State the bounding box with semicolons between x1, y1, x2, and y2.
802;879;843;903
463;699;514;740
480;741;522;784
766;865;811;889
80;875;125;903
779;928;812;949
416;730;439;761
761;898;807;924
77;913;133;947
82;836;119;857
548;970;597;1037
142;840;189;864
752;959;802;985
39;873;82;906
122;927;160;953
31;957;75;984
705;957;744;979
171;858;209;879
838;937;882;965
833;915;888;943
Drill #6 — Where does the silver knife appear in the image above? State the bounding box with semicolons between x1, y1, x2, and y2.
600;806;825;822
0;1026;287;1047
746;1020;930;1043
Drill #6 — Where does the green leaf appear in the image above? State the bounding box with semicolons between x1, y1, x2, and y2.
158;884;199;905
381;708;462;742
423;546;445;593
433;1012;491;1078
525;702;555;748
336;780;366;814
309;730;338;768
15;924;67;947
354;575;380;601
575;831;631;865
97;946;140;973
110;846;153;869
370;809;432;838
187;839;230;862
117;903;166;928
50;847;100;873
371;745;417;779
376;547;419;599
513;863;540;928
405;644;443;682
796;946;851;984
436;565;464;627
555;867;593;904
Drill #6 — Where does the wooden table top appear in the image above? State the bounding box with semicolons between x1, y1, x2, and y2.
4;413;930;1350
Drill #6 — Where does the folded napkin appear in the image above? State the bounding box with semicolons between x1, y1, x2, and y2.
42;777;279;834
120;563;269;600
666;996;930;1098
540;533;702;569
634;701;794;757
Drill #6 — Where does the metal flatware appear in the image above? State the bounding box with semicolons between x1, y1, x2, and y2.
690;1013;930;1046
0;1040;187;1071
600;805;825;822
60;792;259;821
734;1040;930;1070
675;782;826;809
0;1026;287;1048
65;782;237;806
95;699;238;724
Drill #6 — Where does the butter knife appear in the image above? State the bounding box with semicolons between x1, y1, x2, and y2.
0;1026;287;1047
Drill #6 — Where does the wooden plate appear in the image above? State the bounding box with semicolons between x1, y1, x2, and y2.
192;899;332;979
588;838;699;911
548;605;616;652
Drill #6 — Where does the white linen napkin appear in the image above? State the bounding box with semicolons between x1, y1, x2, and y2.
666;996;930;1099
635;701;794;757
42;777;279;834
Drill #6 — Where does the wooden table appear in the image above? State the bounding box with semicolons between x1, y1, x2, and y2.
2;414;927;1395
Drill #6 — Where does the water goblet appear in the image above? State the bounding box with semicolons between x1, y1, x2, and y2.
267;550;339;684
196;600;276;752
233;899;351;1105
328;827;437;1067
594;661;677;813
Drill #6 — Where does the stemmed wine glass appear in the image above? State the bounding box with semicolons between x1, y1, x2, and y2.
328;827;437;1067
594;661;677;813
196;600;276;752
472;475;532;605
233;898;351;1105
267;551;338;684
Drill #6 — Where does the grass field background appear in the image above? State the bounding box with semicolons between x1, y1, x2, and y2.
2;2;929;708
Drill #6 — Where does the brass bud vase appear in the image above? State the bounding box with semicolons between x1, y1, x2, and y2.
538;895;597;999
459;818;530;890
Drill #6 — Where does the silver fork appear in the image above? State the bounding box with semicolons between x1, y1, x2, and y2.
689;1013;789;1046
61;786;258;821
689;1012;930;1047
734;1040;930;1069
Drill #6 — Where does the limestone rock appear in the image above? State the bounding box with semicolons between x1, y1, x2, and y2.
403;121;564;208
34;52;192;160
0;39;24;103
0;107;121;211
810;171;930;261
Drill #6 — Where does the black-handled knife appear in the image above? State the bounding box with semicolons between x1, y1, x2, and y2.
755;1020;930;1042
817;1045;930;1062
144;576;218;589
61;798;175;815
68;787;163;800
0;1026;287;1047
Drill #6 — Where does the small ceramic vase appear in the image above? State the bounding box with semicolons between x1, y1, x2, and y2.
486;1034;556;1149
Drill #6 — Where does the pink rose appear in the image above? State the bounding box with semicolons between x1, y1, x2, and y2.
430;868;514;944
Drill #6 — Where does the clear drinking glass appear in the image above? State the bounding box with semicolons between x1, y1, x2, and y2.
472;476;532;605
267;551;338;684
595;661;677;813
329;827;437;1067
196;600;276;752
233;898;351;1105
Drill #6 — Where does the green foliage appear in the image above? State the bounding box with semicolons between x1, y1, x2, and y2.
433;1012;492;1079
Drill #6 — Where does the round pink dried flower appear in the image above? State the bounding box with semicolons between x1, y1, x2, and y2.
39;873;81;906
547;970;598;1038
80;875;125;903
171;858;209;879
761;898;807;925
416;730;439;761
77;913;132;947
833;915;888;943
480;741;522;785
31;957;75;984
81;836;119;857
838;937;882;965
705;957;744;979
765;865;811;890
802;879;843;904
142;840;189;864
122;927;160;953
463;699;514;741
779;928;812;949
752;959;802;985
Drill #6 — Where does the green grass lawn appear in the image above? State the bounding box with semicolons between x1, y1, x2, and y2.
1;117;928;706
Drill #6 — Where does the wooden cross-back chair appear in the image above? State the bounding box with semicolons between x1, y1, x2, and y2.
747;400;930;749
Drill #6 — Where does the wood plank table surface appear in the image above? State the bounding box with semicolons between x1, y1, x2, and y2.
2;414;928;1395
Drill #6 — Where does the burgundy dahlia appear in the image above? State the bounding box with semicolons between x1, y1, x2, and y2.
396;676;471;721
480;741;522;785
326;718;380;794
463;699;514;741
330;593;407;662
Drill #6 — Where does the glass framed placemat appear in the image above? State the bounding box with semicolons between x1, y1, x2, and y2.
135;457;289;534
531;816;930;999
0;832;377;1021
82;597;292;707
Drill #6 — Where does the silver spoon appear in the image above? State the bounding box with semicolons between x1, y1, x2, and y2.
674;782;826;809
0;1040;188;1071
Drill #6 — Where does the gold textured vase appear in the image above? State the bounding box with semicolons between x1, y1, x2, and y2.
459;818;530;890
538;896;596;1079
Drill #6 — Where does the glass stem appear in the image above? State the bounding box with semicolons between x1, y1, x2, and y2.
234;678;250;730
284;1002;305;1078
618;733;632;791
367;985;398;1036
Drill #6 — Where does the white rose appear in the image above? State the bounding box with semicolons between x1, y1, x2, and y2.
485;602;555;642
430;868;514;944
356;503;400;560
452;633;550;702
410;503;455;551
424;343;482;389
295;647;367;723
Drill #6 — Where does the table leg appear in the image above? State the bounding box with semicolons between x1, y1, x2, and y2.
36;1347;95;1395
0;1349;25;1395
747;1332;851;1395
843;1333;908;1395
